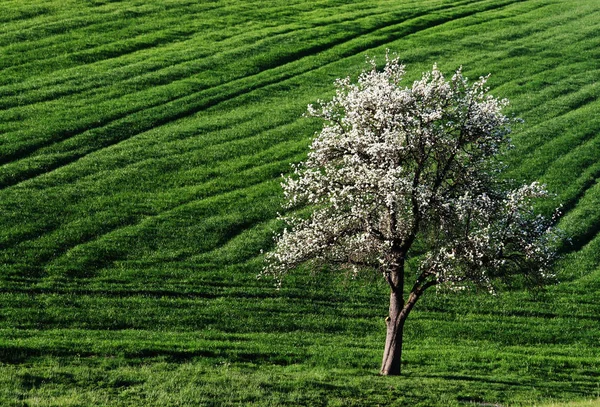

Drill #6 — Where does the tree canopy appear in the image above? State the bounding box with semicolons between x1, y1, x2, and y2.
262;54;561;375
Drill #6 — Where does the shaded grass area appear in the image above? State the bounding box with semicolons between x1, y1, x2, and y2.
1;0;600;405
0;265;599;406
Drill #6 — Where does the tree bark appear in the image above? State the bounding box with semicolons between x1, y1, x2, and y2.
380;264;433;375
380;286;406;375
380;255;406;376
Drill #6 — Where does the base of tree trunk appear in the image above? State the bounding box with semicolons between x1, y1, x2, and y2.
380;336;403;375
380;311;405;375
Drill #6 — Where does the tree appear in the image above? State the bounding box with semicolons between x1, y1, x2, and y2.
262;54;561;376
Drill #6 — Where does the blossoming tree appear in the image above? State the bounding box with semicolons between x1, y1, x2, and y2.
262;55;560;376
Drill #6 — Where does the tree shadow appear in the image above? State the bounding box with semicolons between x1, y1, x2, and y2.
0;344;308;367
19;372;76;390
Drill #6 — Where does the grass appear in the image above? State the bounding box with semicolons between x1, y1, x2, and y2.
1;0;599;405
539;401;600;407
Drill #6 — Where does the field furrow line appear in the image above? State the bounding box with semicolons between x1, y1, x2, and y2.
1;140;307;271
0;0;473;102
39;172;288;276
0;0;399;80
0;0;432;105
507;100;600;179
0;0;524;190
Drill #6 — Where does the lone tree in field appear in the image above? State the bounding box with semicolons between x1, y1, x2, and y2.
262;55;560;376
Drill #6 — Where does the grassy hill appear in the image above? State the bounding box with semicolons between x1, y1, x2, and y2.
0;0;599;405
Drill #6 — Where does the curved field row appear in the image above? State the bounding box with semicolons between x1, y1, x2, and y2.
2;0;598;273
0;0;517;179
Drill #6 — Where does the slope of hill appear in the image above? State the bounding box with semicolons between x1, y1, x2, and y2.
1;0;599;405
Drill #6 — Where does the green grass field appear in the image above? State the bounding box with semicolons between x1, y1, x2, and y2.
1;0;599;405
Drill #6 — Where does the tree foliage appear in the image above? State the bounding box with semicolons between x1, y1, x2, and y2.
264;55;559;290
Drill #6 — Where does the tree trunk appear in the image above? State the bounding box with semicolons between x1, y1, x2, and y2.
380;287;406;375
379;249;434;375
